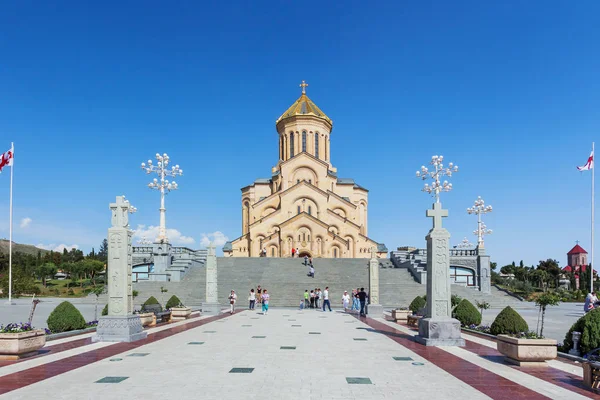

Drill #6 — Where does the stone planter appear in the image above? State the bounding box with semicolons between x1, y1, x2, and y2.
0;330;46;360
138;312;155;327
496;334;557;366
392;309;410;322
170;307;192;321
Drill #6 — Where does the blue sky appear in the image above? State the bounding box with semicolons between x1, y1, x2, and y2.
1;1;599;268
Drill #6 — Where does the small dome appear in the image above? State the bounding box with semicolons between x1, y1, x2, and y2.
276;82;332;126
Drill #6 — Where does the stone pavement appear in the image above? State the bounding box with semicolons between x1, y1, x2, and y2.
0;308;594;399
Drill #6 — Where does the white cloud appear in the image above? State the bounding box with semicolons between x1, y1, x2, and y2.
200;231;229;248
132;224;195;246
36;243;79;252
20;217;32;228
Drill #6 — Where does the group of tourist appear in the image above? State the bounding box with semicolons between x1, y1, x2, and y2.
584;291;600;313
245;285;270;315
300;287;368;315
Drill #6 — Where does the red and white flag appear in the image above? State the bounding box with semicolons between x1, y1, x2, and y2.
0;145;13;173
578;151;594;171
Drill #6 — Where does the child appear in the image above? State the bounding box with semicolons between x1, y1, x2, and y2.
299;300;304;310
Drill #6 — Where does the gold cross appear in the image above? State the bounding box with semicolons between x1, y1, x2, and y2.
299;80;308;94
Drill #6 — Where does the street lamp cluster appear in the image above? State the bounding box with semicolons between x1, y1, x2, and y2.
456;237;473;249
141;153;183;243
416;155;459;203
467;196;493;247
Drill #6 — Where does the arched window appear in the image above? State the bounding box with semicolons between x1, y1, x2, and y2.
308;206;312;215
290;132;295;157
280;137;284;159
303;233;306;241
333;248;338;258
308;234;310;241
271;248;275;257
302;131;307;152
298;234;301;241
315;133;319;158
325;136;328;160
297;205;301;215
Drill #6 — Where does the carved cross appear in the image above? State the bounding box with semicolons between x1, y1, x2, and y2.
426;202;448;229
370;247;377;259
110;196;135;228
299;80;308;94
208;242;216;257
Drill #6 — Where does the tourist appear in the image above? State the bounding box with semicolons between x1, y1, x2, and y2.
292;248;296;257
309;257;313;266
304;255;308;265
304;290;310;308
357;287;368;316
261;289;270;315
342;290;351;312
322;286;332;312
228;290;237;314
351;289;360;312
316;287;322;309
299;299;304;310
585;291;598;313
309;265;315;278
310;290;315;308
248;289;256;310
256;285;262;305
296;248;299;257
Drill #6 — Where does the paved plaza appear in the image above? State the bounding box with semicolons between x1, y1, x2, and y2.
0;309;593;399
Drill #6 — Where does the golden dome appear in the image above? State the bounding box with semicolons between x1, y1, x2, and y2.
276;81;332;126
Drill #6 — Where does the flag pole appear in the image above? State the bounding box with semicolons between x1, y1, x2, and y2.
7;142;14;305
592;141;595;294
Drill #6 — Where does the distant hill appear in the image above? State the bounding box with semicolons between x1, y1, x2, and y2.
0;240;50;256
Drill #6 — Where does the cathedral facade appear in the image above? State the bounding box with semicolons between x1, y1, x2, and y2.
223;83;387;258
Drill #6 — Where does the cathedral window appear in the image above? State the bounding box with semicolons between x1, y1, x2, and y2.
271;248;275;257
333;248;338;258
290;132;295;156
298;234;301;241
308;234;310;241
297;205;301;215
325;136;328;160
315;133;319;158
280;138;284;159
302;131;307;152
308;206;312;215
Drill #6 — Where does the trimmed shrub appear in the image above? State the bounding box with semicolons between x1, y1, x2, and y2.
101;304;108;316
165;295;184;309
47;301;86;333
561;308;600;355
490;306;529;335
409;296;426;313
142;296;162;311
452;299;482;326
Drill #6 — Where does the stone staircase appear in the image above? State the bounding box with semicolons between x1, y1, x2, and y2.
131;258;527;309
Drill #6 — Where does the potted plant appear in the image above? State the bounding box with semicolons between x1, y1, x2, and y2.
492;306;557;366
0;323;46;360
391;307;410;322
166;295;191;321
133;309;154;327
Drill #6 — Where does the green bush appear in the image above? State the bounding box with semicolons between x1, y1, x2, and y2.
47;301;87;333
409;296;426;313
101;304;108;316
452;299;482;326
165;295;184;309
142;296;162;311
490;306;529;335
561;308;600;355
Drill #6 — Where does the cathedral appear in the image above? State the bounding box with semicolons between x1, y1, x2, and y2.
223;82;387;258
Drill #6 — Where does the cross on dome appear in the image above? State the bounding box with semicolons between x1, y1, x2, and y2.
299;80;308;94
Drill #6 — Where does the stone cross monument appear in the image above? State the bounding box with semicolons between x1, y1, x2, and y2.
367;247;383;318
201;243;220;315
415;202;465;346
94;196;147;343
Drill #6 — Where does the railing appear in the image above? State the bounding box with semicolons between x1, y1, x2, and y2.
133;246;153;253
450;249;478;257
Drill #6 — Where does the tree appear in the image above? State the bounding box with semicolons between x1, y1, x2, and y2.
537;259;561;289
490;262;497;271
475;300;490;320
35;262;57;288
519;260;524;268
82;259;105;286
500;264;514;275
535;292;560;337
98;239;108;262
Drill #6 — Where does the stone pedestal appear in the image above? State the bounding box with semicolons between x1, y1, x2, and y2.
202;244;221;315
152;242;172;274
416;202;465;347
93;315;146;343
367;249;383;318
95;196;148;343
477;248;491;294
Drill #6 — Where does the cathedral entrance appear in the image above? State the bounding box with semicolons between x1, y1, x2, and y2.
298;250;313;258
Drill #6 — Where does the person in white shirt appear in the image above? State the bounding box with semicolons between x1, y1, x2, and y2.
342;291;351;312
585;291;598;313
228;290;237;314
248;289;256;310
322;286;332;312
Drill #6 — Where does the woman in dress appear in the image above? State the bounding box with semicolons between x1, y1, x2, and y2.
342;290;351;312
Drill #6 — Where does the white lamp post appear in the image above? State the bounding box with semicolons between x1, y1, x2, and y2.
467;196;492;248
416;155;459;203
137;236;153;245
140;153;183;243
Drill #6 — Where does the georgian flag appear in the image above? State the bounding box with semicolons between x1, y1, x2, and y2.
0;145;13;173
578;151;594;171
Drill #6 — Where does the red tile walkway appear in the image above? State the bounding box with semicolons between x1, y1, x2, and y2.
0;312;235;395
358;315;551;400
